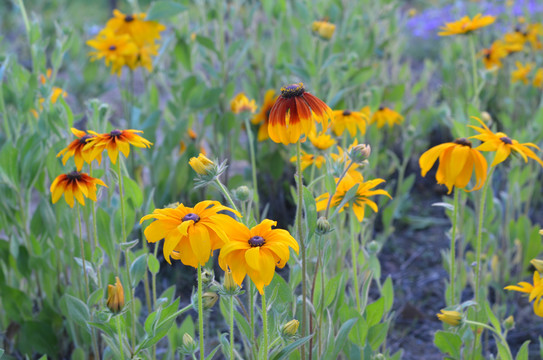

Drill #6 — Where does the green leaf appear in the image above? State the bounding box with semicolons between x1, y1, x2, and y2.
195;35;217;54
148;253;160;274
130;254;148;287
146;1;187;21
515;340;530;360
270;335;313;360
382;276;394;312
365;297;385;327
325;318;358;359
368;322;389;350
434;331;461;359
303;186;317;240
60;294;90;325
124;176;143;208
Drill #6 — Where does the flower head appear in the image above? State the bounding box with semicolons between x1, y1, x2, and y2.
105;9;165;46
469;117;543;167
480;41;508;70
437;309;462;326
419;137;488;194
511;62;534;84
312;21;335;39
370;106;404;129
189;153;215;175
85;129;152;164
252;89;277;141
309;133;336;150
438;14;496;36
331;108;368;136
231;93;257;114
107;276;125;313
87;29;138;76
316;171;391;222
281;319;300;337
219;219;299;294
140;201;241;266
50;171;107;208
505;271;543;317
290;151;325;171
268;83;332;145
57;128;102;171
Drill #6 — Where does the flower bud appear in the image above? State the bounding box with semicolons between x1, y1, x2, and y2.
202;292;219;309
189;153;215;176
367;240;380;254
437;309;462;326
281;319;300;337
223;269;238;293
481;111;492;123
179;333;197;354
531;259;543;273
106;277;125;314
348;144;371;164
503;315;515;330
234;185;251;202
315;217;331;235
312;21;335;39
201;268;214;286
231;93;257;114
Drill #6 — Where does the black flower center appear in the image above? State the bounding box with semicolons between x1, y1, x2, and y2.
248;236;265;247
343;110;352;116
500;136;513;145
454;138;472;147
109;45;117;51
125;15;134;22
378;106;385;111
110;129;123;137
281;83;305;98
182;213;200;223
66;171;82;181
79;134;94;145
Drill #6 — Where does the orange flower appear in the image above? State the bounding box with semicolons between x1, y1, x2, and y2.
252;90;277;141
331;108;368;136
57;128;102;171
370;106;404;128
438;14;496;36
50;171;107;208
85;129;152;164
268;83;332;145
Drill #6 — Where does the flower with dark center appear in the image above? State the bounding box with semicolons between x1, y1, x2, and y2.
109;45;117;51
438;14;496;36
500;136;513;145
85;129;152;164
331;107;369;136
370;106;404;129
182;213;200;223
57;128;102;171
124;15;134;22
248;236;265;247
454;138;472;147
51;171;107;208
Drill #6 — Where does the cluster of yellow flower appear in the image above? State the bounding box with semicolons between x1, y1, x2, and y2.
87;10;165;76
505;259;543;317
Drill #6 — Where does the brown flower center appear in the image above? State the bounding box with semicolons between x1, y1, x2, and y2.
66;171;82;181
79;134;94;145
378;106;385;111
182;213;200;223
500;136;513;145
109;45;117;51
454;138;472;147
342;110;352;116
281;83;305;98
110;129;123;137
125;15;134;22
248;236;265;247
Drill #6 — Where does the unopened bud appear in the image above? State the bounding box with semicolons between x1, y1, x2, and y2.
503;315;515;330
202;292;219;309
180;333;197;354
481;111;492;123
348;144;371;164
281;319;300;337
189;153;215;176
367;240;380;254
223;269;238;293
201;268;214;286
531;259;543;273
166;202;180;209
437;309;462;327
234;185;251;202
106;277;125;314
315;217;331;235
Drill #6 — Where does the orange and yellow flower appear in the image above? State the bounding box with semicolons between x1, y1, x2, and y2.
312;21;336;40
309;133;336;150
57;128;102;171
316;171;391;222
231;93;257;114
331;107;368;136
480;41;508;70
370;106;404;129
50;171;107;208
218;219;299;294
252;90;277;141
290;151;325;171
85;129;152;164
505;271;543;317
87;29;138;76
105;9;165;46
419;138;488;194
511;62;534;84
268;83;332;145
438;14;496;36
469;117;543;167
140;201;241;266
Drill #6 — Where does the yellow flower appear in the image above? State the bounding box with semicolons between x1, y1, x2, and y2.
437;310;462;326
534;69;543;88
87;29;139;76
281;319;300;336
290;151;325;171
32;69;68;118
480;41;508;70
438;14;496;36
309;133;336;150
140;200;242;266
85;129;153;164
107;276;125;313
252;90;278;141
469;117;543;167
189;153;215;175
312;21;335;39
505;271;543;317
105;9;165;47
268;83;332;145
419;138;488;194
231;93;257;114
370;106;404;129
50;171;107;208
57;128;102;171
316;171;391;222
503;31;526;53
331;108;368;136
218;219;299;294
330;140;361;174
511;62;534;84
127;42;159;71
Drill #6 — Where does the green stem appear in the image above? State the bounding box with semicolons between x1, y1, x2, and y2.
450;188;459;305
261;289;268;359
268;337;281;349
215;179;240;213
229;295;235;359
0;76;11;141
117;159;137;351
198;264;205;360
243;116;260;221
152;243;158;306
89;164;102;287
77;204;90;297
324;160;355;219
464;320;513;359
15;0;32;68
117;315;125;360
350;219;361;311
295;141;307;360
248;280;257;359
469;35;480;109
